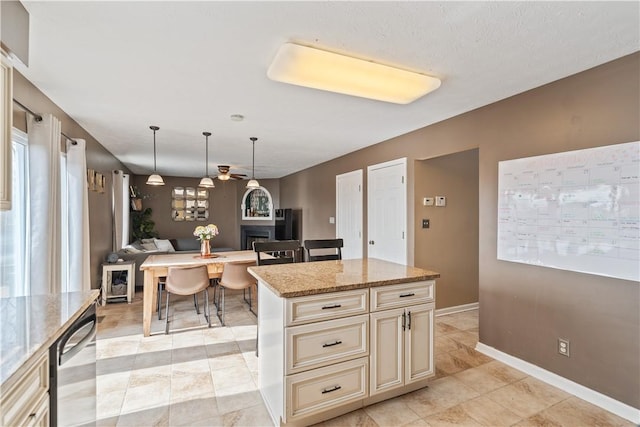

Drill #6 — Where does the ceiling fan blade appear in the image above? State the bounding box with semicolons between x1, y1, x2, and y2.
230;173;247;179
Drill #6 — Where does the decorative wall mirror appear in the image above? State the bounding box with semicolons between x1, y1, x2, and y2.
241;187;273;220
172;186;209;221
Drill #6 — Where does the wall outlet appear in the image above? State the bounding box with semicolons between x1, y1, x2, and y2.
423;197;434;206
558;338;570;357
435;196;446;207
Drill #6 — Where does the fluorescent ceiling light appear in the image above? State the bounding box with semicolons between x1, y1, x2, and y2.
267;43;441;104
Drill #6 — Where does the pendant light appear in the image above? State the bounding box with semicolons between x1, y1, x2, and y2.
199;131;215;188
146;125;164;186
246;137;260;188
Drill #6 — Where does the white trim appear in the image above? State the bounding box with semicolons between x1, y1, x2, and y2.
475;342;640;424
435;302;479;317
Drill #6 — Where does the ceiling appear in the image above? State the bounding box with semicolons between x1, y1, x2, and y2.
15;1;639;179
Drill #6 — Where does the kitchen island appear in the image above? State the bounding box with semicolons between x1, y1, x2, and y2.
0;290;99;426
248;258;440;427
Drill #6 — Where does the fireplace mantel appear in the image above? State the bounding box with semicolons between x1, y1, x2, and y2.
241;225;275;250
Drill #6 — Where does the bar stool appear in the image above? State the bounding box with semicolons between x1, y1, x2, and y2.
304;238;343;262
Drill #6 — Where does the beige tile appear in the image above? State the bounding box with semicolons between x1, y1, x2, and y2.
454;360;526;394
402;377;480;418
447;346;493;368
169;395;219;426
97;371;130;395
221;402;273;425
423;405;483;427
458;396;522;426
121;374;171;413
97;389;126;419
116;405;170;426
435;335;464;353
170;371;215;403
364;398;422;426
435;322;461;335
446;331;479;349
435;350;475;376
527;397;636;427
138;334;173;353
215;389;263;415
315;409;379;427
486;377;570;419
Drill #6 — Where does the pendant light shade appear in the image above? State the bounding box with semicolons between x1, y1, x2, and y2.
146;125;165;186
246;137;260;188
199;131;215;188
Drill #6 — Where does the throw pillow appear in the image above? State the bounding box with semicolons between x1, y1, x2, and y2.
154;238;175;252
141;242;158;251
122;245;142;254
141;238;155;244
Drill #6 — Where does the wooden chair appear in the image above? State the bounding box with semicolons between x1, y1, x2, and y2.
163;265;211;334
253;240;302;265
304;238;344;262
215;260;257;326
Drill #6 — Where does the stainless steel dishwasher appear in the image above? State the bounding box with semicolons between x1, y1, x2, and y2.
49;301;97;426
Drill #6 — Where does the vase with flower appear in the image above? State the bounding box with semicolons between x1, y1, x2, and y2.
193;224;219;257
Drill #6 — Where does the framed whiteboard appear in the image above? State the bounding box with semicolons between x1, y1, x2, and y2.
497;141;639;282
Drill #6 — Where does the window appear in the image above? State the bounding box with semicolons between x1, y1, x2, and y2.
0;129;29;297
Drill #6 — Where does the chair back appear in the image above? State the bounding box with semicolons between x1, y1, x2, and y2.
165;265;209;295
304;238;343;262
253;240;302;266
219;260;257;290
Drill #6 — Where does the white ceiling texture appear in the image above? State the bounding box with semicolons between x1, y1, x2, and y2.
15;1;640;179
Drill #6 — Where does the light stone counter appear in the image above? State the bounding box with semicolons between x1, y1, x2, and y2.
248;258;440;298
0;290;99;389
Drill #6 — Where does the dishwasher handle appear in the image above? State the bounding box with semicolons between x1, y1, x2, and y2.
58;313;96;366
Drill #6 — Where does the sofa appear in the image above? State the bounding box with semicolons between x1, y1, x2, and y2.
118;238;234;287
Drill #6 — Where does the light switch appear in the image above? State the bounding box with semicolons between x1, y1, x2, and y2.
423;197;434;206
422;219;430;229
329;216;335;224
435;196;446;207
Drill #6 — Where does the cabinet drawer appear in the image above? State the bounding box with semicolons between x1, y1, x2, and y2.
286;315;368;374
286;289;368;326
1;352;49;427
286;357;368;421
371;281;434;312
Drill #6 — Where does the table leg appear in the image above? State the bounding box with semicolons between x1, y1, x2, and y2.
143;270;156;337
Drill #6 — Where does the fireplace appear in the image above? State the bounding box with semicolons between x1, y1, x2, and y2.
241;225;275;250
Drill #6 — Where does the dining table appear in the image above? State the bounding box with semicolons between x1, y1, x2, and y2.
139;250;259;336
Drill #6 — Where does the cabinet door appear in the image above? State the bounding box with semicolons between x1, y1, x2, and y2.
404;304;434;384
369;307;404;395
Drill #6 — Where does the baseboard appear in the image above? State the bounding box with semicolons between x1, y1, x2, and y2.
435;302;479;316
475;342;640;424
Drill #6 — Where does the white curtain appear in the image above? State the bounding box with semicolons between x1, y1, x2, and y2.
27;113;62;295
112;170;130;250
66;139;91;292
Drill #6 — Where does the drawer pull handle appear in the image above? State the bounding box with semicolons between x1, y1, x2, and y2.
399;293;415;298
321;385;342;394
322;304;342;310
322;340;343;348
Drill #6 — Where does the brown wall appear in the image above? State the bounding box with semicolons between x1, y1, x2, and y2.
280;53;639;407
13;70;128;289
131;175;281;250
415;149;479;309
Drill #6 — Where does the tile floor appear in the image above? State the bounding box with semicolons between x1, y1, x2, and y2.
96;290;633;427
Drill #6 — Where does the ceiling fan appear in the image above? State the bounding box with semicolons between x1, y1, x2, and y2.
216;165;247;181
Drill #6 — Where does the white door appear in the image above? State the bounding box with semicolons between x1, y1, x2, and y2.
367;158;407;264
336;169;363;260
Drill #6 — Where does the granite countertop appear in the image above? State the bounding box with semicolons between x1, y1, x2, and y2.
0;290;99;389
248;258;440;298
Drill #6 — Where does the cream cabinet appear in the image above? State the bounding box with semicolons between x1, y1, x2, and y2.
0;351;50;427
258;279;436;426
0;49;13;211
370;304;434;395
